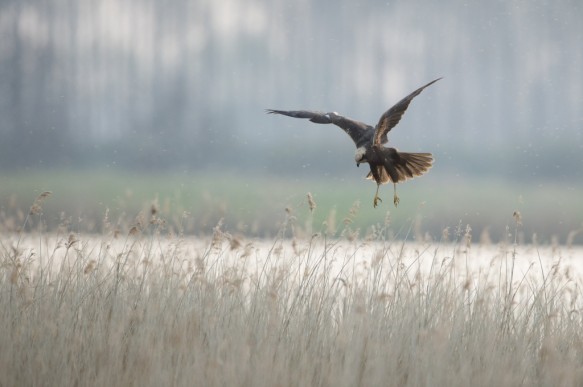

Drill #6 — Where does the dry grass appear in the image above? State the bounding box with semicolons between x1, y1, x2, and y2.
1;197;583;386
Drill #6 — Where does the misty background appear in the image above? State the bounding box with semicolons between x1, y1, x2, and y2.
1;0;582;241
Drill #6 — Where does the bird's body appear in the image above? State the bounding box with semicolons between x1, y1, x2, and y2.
267;78;441;207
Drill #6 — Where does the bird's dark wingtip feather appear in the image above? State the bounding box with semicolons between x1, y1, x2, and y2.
427;77;443;87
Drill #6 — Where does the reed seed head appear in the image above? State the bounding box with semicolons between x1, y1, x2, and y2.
29;191;52;215
513;211;522;226
306;192;316;213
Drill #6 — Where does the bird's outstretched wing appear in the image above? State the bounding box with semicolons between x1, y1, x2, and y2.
266;109;373;147
373;78;442;146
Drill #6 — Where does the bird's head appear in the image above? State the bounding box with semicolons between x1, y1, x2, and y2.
354;147;367;167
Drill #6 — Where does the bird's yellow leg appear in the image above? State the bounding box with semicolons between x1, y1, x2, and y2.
373;184;382;208
393;183;400;207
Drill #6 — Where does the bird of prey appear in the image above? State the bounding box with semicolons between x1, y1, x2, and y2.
267;78;441;208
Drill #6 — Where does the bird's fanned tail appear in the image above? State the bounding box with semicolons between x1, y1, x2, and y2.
366;151;433;184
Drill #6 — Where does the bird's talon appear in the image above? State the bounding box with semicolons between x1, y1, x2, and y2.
373;196;382;208
393;195;400;207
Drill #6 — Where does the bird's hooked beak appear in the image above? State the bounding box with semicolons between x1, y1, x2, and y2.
357;163;360;167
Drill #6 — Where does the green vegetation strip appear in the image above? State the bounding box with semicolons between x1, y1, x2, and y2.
1;169;582;242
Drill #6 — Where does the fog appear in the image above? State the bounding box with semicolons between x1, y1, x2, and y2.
1;0;582;240
1;0;581;173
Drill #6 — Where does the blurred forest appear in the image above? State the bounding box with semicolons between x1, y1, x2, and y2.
1;0;583;241
1;0;582;179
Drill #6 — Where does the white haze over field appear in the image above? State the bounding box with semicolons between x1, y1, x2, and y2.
9;232;583;301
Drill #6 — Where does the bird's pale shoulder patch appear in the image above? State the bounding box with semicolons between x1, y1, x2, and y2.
354;147;367;163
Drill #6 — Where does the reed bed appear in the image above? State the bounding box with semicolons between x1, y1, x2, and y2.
1;194;583;386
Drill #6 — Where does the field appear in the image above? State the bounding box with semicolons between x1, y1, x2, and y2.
2;187;583;386
2;169;583;242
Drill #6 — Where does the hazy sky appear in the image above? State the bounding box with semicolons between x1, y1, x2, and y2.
1;0;582;177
